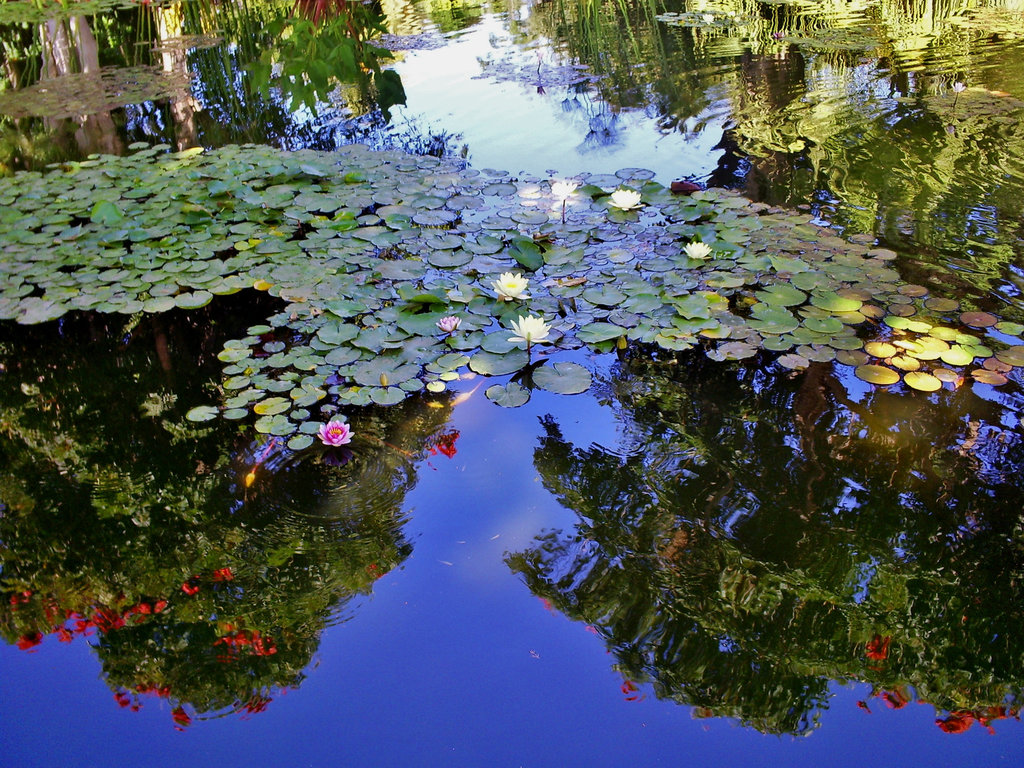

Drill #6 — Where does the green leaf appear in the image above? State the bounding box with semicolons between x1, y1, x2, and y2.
577;323;627;343
469;350;529;375
508;236;544;271
485;382;531;407
532;362;592;394
185;405;219;422
90;200;123;225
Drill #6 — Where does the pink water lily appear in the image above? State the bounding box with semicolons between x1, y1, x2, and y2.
437;315;461;333
318;420;353;446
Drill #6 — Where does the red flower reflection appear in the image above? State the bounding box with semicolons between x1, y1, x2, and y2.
937;711;974;734
17;632;43;650
428;430;460;459
171;706;192;728
865;634;891;660
879;688;910;710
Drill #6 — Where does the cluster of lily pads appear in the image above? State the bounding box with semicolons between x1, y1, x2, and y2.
0;142;1021;447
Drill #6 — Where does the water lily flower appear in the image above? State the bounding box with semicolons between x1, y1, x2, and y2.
684;241;713;260
492;271;529;301
608;188;642;211
318;419;353;446
952;81;966;93
551;180;579;198
437;315;461;334
509;315;552;347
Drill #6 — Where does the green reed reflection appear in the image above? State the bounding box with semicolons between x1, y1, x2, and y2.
0;0;404;169
0;302;453;724
508;352;1024;735
520;0;1024;286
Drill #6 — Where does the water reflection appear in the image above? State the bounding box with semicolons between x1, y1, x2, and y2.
0;302;456;725
507;352;1024;735
0;0;426;170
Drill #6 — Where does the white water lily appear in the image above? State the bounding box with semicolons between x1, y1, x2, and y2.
509;315;552;347
551;180;579;198
608;188;642;211
491;272;529;301
684;241;713;260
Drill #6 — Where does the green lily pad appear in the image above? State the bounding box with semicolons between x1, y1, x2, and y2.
577;323;628;343
810;291;862;313
185;405;219;422
469;350;530;376
485;382;531;407
532;362;592;395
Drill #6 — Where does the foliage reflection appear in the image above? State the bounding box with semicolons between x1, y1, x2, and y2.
0;300;455;724
508;351;1024;735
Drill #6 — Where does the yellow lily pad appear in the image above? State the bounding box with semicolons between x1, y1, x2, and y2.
932;368;961;383
904;371;941;391
855;364;900;385
864;341;897;358
939;345;975;367
890;355;921;371
928;326;959;341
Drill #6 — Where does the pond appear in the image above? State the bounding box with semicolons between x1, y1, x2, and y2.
2;0;1024;764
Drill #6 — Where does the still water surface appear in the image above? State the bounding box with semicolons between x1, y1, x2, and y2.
2;0;1024;764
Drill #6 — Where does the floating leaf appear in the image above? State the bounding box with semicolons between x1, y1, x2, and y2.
485;382;531;407
469;350;529;376
855;365;900;385
185;405;218;422
174;290;213;310
972;369;1009;385
577;323;628;343
904;371;941;391
995;346;1024;366
532;362;592;394
778;353;809;370
810;291;862;313
960;311;997;328
940;345;975;366
287;434;315;451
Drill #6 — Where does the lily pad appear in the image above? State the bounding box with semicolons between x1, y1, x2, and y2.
855;365;900;385
904;371;941;391
185;405;219;422
469;350;529;376
485;382;531;407
532;362;592;394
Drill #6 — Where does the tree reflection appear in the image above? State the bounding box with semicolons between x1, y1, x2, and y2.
0;299;454;724
507;352;1024;734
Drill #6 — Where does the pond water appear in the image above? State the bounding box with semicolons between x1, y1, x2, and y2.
2;0;1024;765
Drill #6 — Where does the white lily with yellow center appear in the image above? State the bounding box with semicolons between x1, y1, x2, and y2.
491;271;529;301
684;241;713;260
509;315;552;348
609;188;642;211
